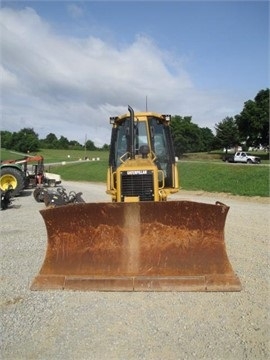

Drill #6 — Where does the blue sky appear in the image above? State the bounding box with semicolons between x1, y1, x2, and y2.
1;1;269;146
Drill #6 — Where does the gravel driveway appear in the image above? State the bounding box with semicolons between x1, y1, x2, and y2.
1;181;269;360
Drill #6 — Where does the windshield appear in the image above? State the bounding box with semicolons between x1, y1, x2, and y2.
114;118;149;166
134;120;148;153
109;114;175;187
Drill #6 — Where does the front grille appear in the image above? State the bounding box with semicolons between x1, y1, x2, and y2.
121;171;154;201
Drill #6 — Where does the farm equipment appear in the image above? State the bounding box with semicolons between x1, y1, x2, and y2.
31;106;241;292
0;155;61;196
1;187;14;210
33;186;85;207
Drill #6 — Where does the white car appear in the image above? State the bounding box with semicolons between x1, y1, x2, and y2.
233;152;261;164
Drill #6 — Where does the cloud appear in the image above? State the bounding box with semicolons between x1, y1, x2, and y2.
0;6;244;146
1;65;19;89
67;4;84;19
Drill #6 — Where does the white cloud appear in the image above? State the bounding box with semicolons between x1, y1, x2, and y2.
0;6;245;146
67;4;84;19
0;65;19;88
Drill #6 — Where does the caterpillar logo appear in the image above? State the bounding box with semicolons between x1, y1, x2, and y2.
126;170;147;175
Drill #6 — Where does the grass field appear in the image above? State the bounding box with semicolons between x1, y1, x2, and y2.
179;162;269;197
0;148;107;163
1;148;269;197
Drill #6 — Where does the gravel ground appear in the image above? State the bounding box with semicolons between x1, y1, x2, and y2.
1;181;269;360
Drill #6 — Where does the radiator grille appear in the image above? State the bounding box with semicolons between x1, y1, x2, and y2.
121;171;154;201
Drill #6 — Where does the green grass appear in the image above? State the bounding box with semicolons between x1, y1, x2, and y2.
1;148;269;197
0;148;109;163
49;160;107;183
179;162;269;197
49;160;269;197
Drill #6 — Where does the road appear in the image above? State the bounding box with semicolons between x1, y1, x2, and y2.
1;182;269;360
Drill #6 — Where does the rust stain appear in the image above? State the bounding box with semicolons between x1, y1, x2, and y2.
31;200;241;291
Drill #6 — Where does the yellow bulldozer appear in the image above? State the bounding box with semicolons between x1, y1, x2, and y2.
31;106;241;292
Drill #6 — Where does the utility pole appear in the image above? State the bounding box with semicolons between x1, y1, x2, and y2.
84;134;87;159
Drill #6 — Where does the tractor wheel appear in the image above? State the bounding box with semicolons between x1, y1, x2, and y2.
0;167;25;196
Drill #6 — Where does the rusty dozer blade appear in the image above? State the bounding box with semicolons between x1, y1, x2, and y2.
31;201;241;292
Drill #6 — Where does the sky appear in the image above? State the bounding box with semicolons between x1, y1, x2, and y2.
1;0;269;147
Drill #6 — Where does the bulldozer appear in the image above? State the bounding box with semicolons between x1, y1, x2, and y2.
31;106;241;292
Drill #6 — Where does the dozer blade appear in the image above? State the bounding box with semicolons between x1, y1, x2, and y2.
31;201;241;292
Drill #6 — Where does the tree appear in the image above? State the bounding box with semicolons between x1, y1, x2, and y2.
101;143;110;151
45;133;58;144
40;133;59;149
1;131;13;149
170;116;204;155
69;140;83;150
9;128;39;153
200;127;215;152
235;88;269;147
58;136;69;149
214;117;240;152
85;139;97;151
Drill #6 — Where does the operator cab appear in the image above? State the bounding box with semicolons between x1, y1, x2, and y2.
109;108;176;187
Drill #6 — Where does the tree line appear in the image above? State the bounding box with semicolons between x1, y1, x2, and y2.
1;89;268;155
1;129;109;154
171;88;269;155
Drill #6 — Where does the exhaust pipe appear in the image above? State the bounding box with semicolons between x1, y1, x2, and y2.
128;105;135;160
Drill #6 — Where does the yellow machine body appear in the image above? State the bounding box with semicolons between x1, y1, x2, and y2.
31;107;241;292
